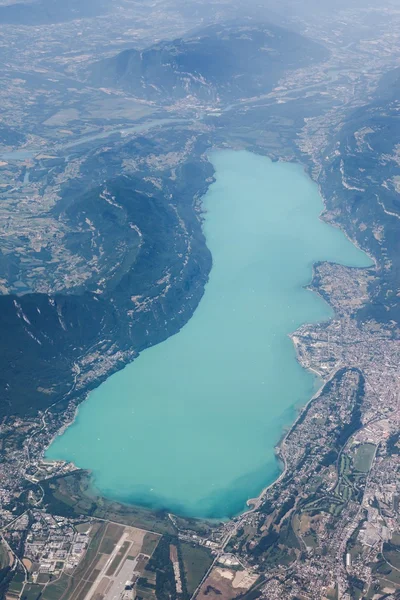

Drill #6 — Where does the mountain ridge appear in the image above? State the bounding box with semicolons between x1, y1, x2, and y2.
88;22;329;104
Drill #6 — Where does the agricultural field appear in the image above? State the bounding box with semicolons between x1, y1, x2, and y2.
7;571;25;598
382;534;400;573
19;583;42;600
372;556;400;590
196;565;258;600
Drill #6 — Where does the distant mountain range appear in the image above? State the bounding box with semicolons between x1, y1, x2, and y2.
89;23;329;104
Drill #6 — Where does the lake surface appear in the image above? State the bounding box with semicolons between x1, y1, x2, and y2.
46;150;372;519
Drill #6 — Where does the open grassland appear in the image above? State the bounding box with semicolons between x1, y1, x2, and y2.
141;533;160;557
353;443;376;472
180;542;213;596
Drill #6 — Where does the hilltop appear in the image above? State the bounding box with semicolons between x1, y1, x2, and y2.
89;22;329;104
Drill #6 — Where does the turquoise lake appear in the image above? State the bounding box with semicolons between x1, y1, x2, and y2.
46;150;372;519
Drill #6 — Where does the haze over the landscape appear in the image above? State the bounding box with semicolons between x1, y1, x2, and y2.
0;1;399;600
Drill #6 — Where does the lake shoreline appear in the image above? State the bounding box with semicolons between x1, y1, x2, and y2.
45;149;371;521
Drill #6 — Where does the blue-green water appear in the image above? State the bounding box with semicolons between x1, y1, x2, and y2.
46;150;372;519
